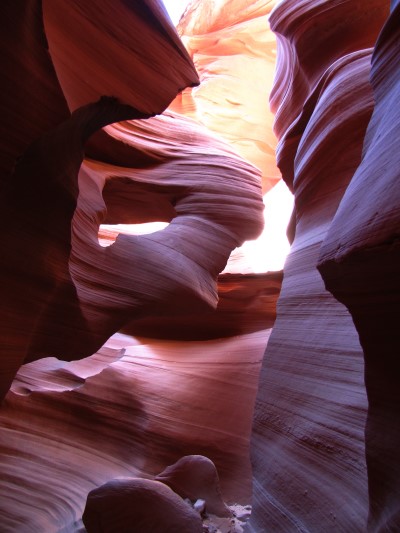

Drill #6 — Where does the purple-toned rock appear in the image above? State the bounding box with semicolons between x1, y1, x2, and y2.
82;478;203;533
156;455;231;517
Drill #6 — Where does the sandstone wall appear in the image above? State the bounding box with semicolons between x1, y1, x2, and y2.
0;1;278;530
250;1;391;531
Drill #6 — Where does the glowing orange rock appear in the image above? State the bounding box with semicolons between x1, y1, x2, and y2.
171;0;281;192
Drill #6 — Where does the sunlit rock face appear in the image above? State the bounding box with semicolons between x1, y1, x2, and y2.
250;1;390;531
173;0;281;192
0;0;279;531
3;1;399;532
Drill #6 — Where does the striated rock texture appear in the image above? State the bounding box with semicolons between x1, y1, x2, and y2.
82;478;203;533
0;0;266;400
318;3;400;530
173;0;280;192
2;1;399;532
250;1;391;532
66;113;264;360
0;0;199;402
0;1;279;531
1;329;272;531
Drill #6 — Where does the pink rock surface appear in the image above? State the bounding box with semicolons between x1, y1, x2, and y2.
0;0;198;400
318;3;400;529
0;3;272;529
66;112;264;358
120;271;282;340
42;0;199;113
155;455;230;517
0;97;155;400
0;1;265;400
1;329;270;530
5;0;399;531
82;478;203;533
250;1;390;531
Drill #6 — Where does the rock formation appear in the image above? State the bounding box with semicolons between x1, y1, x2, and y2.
174;0;280;192
0;0;279;531
0;0;199;401
155;454;231;517
1;0;399;531
0;0;267;399
318;3;400;529
82;478;203;533
250;0;398;532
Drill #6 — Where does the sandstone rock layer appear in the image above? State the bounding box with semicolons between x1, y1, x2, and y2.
82;478;203;533
0;1;275;530
318;3;400;529
0;328;271;531
7;0;398;531
174;0;281;192
250;1;390;532
0;0;266;401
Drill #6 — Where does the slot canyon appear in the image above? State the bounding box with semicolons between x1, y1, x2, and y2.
0;0;399;531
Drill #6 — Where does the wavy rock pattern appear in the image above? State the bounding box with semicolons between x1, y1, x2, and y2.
2;0;399;532
0;0;266;399
173;0;281;192
0;1;277;531
250;1;390;532
1;329;271;531
9;0;399;530
0;0;199;401
318;3;400;530
42;0;200;114
67;113;264;358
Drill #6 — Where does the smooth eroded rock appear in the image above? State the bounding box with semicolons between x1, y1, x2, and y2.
82;478;203;533
318;2;400;530
156;455;231;517
250;0;390;531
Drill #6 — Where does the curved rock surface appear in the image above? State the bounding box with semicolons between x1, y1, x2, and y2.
1;328;270;531
42;0;200;113
6;0;398;531
66;113;264;358
173;0;281;192
318;3;400;530
155;454;230;517
0;1;275;530
250;1;390;532
82;478;203;533
0;0;265;399
0;0;199;401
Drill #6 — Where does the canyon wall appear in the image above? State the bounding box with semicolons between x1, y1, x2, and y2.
250;1;397;532
0;0;200;401
1;0;398;531
0;1;280;531
318;2;400;529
